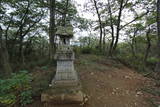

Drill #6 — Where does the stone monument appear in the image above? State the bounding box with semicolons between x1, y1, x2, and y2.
52;26;78;87
41;26;86;105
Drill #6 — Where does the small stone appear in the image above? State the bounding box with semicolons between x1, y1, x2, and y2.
96;84;100;87
108;75;112;78
112;92;115;95
136;91;143;95
124;75;132;79
113;88;116;92
104;104;107;107
134;102;137;106
97;97;101;100
91;72;94;75
126;90;129;95
136;91;143;97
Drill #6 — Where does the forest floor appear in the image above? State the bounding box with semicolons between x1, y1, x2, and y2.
28;54;160;107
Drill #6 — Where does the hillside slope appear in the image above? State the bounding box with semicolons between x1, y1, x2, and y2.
29;55;156;107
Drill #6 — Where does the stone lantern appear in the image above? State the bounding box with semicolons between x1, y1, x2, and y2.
52;26;78;87
41;26;86;104
56;26;73;45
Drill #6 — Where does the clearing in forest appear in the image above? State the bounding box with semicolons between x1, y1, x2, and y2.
29;55;156;107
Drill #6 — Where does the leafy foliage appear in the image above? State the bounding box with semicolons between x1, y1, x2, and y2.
0;70;33;106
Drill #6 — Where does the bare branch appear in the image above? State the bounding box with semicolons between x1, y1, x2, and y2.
120;11;149;30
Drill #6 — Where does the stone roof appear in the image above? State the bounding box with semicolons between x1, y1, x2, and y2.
56;26;74;38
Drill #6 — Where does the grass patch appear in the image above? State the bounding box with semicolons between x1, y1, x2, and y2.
142;88;160;96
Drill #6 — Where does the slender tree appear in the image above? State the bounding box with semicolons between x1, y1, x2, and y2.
0;26;12;76
143;27;151;65
92;0;103;51
107;0;115;56
155;0;160;72
130;28;138;58
49;0;56;59
112;0;124;52
62;0;69;26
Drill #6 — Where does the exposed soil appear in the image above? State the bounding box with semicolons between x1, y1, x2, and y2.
28;55;156;107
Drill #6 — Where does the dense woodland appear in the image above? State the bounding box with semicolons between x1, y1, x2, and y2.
0;0;160;106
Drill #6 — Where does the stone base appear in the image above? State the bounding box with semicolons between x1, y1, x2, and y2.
41;86;85;104
51;79;79;88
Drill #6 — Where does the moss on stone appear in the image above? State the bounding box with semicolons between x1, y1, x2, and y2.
56;26;74;37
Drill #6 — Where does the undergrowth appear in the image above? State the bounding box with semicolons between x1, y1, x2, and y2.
0;70;33;106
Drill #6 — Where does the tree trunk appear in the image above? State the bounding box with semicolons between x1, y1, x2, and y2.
0;26;12;76
49;0;56;60
155;0;160;72
63;0;69;26
144;27;151;65
103;27;106;51
131;28;138;58
107;0;114;56
92;0;103;51
18;36;26;65
112;0;124;53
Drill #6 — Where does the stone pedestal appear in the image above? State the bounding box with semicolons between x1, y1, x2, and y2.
41;86;84;104
41;45;85;104
52;45;79;87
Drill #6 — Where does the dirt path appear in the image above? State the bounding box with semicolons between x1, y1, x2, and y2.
79;65;152;107
77;55;154;107
28;55;154;107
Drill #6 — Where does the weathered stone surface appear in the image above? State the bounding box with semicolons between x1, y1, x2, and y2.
56;26;73;37
41;87;84;104
52;80;79;88
41;26;87;105
56;45;73;52
52;45;78;87
53;61;77;81
54;52;75;61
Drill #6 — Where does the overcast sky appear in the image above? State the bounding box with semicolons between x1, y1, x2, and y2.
72;0;98;41
72;0;146;42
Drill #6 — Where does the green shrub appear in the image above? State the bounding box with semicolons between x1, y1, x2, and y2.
80;47;102;55
81;47;92;54
0;70;33;106
41;66;48;70
73;46;81;56
116;53;145;71
147;57;159;65
27;58;50;69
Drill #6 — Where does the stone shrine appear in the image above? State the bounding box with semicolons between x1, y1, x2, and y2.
52;26;78;87
41;26;86;105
